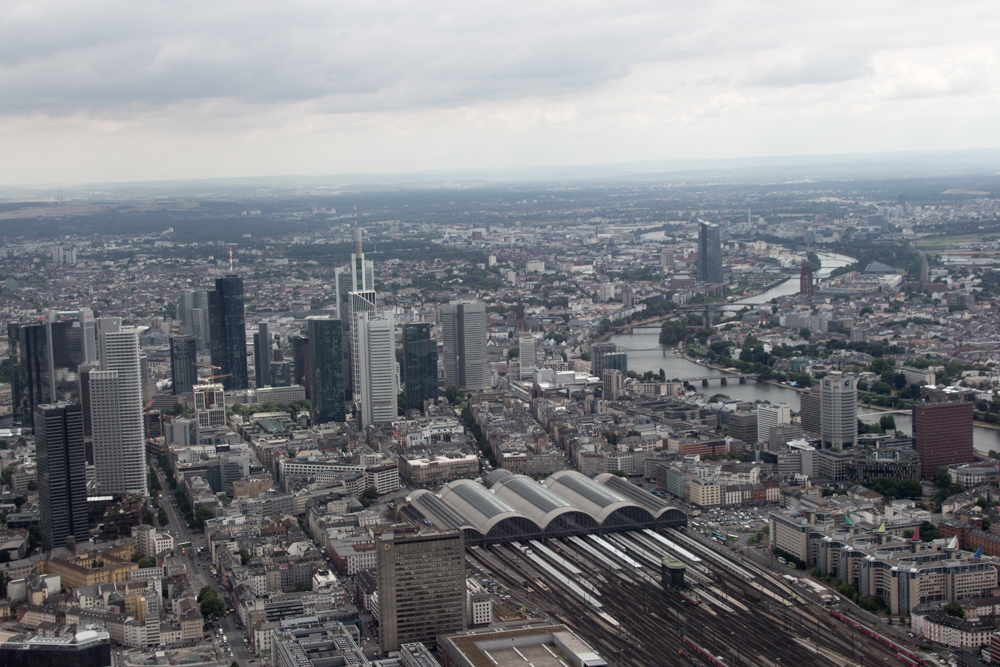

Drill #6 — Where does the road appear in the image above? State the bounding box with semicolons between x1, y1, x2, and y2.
153;464;254;665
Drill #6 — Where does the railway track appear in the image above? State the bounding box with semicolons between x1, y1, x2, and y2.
478;530;920;667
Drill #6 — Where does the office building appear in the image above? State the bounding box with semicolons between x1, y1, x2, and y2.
0;630;112;667
696;221;723;284
271;620;369;667
592;345;627;379
91;320;148;496
178;289;210;350
169;335;198;396
799;387;821;436
603;369;624;401
208;275;248;390
518;333;539;381
377;530;467;652
307;317;346;425
820;372;857;449
727;411;757;445
78;363;99;464
253;322;271;388
270;360;292;387
356;311;397;428
441;301;489;391
348;290;378;401
194;383;227;430
914;401;974;480
800;264;814;297
291;333;310;397
8;309;97;428
757;403;791;445
403;323;438;412
36;403;88;552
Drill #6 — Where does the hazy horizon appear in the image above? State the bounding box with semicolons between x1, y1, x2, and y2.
4;2;1000;186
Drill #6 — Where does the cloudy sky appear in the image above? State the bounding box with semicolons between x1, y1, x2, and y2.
2;0;998;185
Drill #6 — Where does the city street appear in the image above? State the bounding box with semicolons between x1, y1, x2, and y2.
153;464;253;664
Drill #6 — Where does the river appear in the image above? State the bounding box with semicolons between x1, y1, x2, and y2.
608;252;1000;453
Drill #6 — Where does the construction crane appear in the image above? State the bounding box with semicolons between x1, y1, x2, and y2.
191;362;231;384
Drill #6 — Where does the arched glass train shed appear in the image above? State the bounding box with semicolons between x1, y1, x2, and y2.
407;469;686;546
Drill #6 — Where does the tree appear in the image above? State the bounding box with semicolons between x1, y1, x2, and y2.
893;373;908;390
193;507;213;529
934;468;953;489
137;557;156;569
239;548;250;566
610;469;626;477
870;381;892;395
444;385;465;405
157;507;168;527
507;346;519;359
799;328;811;340
360;486;379;507
198;586;225;617
659;320;687;347
879;415;897;432
943;602;965;618
602;431;619;446
287;448;297;459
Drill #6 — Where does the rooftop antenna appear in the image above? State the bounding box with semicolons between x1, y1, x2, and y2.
353;205;363;256
229;245;233;272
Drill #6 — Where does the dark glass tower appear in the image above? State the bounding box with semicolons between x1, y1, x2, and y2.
169;334;198;396
208;275;248;390
253;322;271;388
291;333;310;397
403;324;438;412
36;403;88;552
9;317;90;429
697;221;723;284
307;317;345;424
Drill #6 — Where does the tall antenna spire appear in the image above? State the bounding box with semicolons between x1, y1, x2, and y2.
352;205;363;256
229;245;233;272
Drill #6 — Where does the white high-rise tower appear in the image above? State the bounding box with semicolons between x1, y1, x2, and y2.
91;319;148;496
356;311;397;428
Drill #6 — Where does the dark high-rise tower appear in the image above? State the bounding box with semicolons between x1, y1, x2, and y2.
208;275;248;390
307;317;346;425
36;403;88;552
8;310;95;429
253;322;271;388
800;263;814;297
291;333;310;397
169;334;198;396
402;324;438;412
696;221;723;284
914;401;974;480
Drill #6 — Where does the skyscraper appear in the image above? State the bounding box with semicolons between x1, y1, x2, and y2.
8;309;96;428
36;402;88;552
348;290;378;401
178;289;210;350
208;275;248;390
356;311;397;428
799;387;821;436
253;322;271;388
696;221;723;284
913;401;974;480
757;403;791;445
518;333;539;381
169;335;198;396
800;263;814;297
377;530;467;652
307;317;346;425
440;301;488;391
820;371;857;449
402;324;438;412
291;333;310;397
91;320;148;496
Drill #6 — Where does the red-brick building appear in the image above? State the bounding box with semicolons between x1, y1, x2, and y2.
913;401;974;480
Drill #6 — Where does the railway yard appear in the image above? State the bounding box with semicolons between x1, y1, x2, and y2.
468;526;928;667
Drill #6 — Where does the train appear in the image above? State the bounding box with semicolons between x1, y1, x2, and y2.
827;610;918;661
682;637;728;667
896;653;921;667
679;591;701;605
679;649;706;666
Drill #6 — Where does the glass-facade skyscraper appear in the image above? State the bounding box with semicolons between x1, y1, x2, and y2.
36;402;88;552
697;221;724;284
169;334;198;396
307;317;346;425
402;323;438;412
440;301;488;391
208;275;248;390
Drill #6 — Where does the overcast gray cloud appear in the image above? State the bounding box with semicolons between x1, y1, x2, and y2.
1;0;999;184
